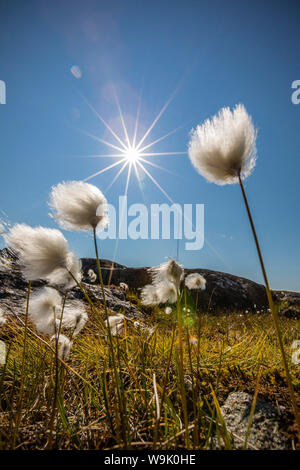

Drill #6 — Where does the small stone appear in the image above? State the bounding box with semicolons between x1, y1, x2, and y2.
216;392;289;450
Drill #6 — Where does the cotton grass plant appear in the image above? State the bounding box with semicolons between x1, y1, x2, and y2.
4;224;81;287
141;258;190;447
188;103;300;437
3;181;130;447
3;223;82;445
49;180;130;445
29;287;62;336
88;268;97;283
0;110;298;448
49;182;113;341
49;181;108;298
185;273;206;291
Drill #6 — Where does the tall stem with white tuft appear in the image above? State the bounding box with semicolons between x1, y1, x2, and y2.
92;227;127;447
13;280;31;448
238;172;300;437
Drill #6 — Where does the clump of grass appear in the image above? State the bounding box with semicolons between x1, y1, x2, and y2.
188;104;300;437
1;172;299;451
0;306;298;450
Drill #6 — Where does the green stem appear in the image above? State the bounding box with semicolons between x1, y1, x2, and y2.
176;292;190;449
153;326;176;449
92;227;108;315
47;290;68;449
238;173;300;438
13;280;31;448
92;227;127;448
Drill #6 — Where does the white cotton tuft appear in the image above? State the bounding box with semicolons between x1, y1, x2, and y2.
0;251;12;272
0;309;7;326
4;224;80;285
141;259;182;306
104;313;124;337
141;281;177;305
29;287;62;336
157;281;178;304
188;104;257;185
141;284;161;306
49;181;109;231
60;301;88;337
148;259;184;290
119;282;129;292
47;252;82;289
140;259;185;307
185;273;206;290
51;334;73;360
88;269;97;283
165;306;172;315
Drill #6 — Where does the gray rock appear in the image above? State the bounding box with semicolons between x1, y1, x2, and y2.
216;392;289;450
0;249;142;321
0;249;299;316
68;283;143;319
80;258;269;310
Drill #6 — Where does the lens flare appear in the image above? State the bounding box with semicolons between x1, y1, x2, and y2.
124;147;141;163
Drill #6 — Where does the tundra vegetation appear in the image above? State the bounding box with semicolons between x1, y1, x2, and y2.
0;104;299;450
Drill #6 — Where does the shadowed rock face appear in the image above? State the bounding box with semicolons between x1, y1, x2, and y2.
0;249;299;317
0;250;142;320
82;258;269;311
214;392;290;450
81;258;300;314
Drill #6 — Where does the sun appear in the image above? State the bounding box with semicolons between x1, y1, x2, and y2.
79;88;187;196
124;146;141;163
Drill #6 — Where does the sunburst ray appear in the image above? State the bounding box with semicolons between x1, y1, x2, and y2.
76;90;128;150
140;151;186;157
113;89;131;148
84;159;124;182
105;160;129;193
79;129;126;154
138;125;184;153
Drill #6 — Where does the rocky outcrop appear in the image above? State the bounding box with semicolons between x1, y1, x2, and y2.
0;249;299;317
214;392;290;450
0;249;142;320
81;258;300;313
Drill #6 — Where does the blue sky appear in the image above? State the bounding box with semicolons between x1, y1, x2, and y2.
0;0;299;290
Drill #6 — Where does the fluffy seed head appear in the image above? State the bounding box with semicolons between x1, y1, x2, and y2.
46;251;82;288
119;282;129;292
0;251;12;272
141;280;177;305
105;314;124;336
29;288;87;338
4;224;80;285
185;273;206;290
29;287;62;336
0;309;7;327
49;181;109;231
60;301;88;337
149;259;184;289
158;281;178;304
51;334;73;360
188;104;257;185
88;269;97;283
141;284;161;306
165;306;172;315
